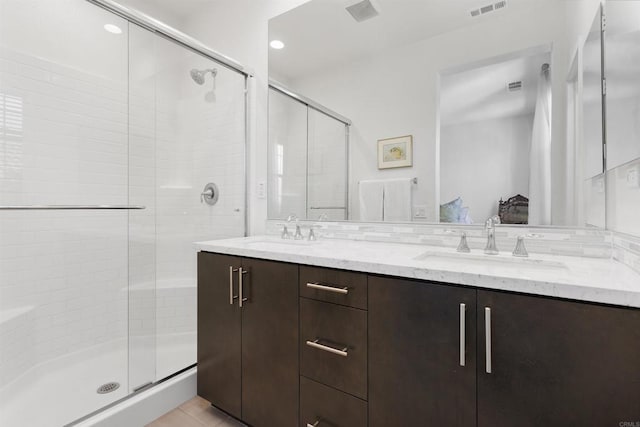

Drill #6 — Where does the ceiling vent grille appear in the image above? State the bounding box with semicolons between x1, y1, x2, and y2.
346;0;380;23
470;1;507;18
508;81;523;92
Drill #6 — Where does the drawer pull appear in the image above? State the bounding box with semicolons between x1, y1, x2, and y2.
306;339;348;357
306;282;349;295
307;422;320;427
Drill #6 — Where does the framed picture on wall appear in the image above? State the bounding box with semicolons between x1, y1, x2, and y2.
378;135;413;169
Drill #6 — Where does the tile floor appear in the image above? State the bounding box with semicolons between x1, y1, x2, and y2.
146;396;246;427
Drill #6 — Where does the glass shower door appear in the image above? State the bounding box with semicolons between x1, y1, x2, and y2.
128;23;247;387
307;109;348;220
0;1;130;425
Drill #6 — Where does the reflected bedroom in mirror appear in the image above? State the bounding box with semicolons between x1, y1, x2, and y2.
268;0;617;229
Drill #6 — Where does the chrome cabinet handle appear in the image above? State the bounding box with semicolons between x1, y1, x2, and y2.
238;268;248;307
307;422;320;427
306;339;348;357
460;303;466;367
485;307;492;374
228;266;239;305
306;282;348;295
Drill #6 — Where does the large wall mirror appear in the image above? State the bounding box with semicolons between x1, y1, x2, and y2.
268;0;611;228
605;1;640;237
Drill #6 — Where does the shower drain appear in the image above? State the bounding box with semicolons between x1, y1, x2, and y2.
96;382;120;394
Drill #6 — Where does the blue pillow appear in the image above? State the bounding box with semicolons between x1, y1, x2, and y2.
440;197;462;223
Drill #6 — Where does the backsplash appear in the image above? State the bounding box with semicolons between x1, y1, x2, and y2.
265;220;612;258
613;232;640;274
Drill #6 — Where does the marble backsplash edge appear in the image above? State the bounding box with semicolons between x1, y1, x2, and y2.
265;220;612;258
613;232;640;274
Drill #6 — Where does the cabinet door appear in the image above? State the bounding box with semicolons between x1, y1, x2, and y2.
241;258;299;427
478;290;640;426
369;276;477;427
197;252;242;419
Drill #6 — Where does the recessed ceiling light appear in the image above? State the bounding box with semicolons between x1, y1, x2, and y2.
104;24;122;34
270;40;285;50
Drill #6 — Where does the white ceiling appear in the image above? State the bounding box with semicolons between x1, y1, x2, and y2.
269;0;548;81
440;51;551;125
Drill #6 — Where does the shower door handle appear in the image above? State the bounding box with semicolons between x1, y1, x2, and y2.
0;205;146;210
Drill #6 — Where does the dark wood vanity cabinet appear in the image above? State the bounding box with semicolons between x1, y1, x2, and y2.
198;252;640;427
477;290;640;427
197;252;299;427
197;253;242;418
368;276;478;427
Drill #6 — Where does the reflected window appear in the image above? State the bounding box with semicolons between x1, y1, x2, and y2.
0;93;24;179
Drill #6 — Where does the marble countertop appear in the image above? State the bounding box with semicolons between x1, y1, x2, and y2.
195;236;640;309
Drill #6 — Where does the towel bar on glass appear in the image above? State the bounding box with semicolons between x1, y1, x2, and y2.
0;205;146;210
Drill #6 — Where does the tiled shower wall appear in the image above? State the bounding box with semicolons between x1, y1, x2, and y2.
0;47;129;387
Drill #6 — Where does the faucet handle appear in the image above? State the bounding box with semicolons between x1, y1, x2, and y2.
512;235;528;257
308;227;317;241
456;232;471;253
281;225;291;240
294;225;304;240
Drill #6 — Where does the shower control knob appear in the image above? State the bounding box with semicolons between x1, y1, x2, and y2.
201;183;219;206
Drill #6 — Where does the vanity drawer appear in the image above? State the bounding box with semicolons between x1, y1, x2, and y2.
300;298;367;399
300;376;367;427
299;266;367;310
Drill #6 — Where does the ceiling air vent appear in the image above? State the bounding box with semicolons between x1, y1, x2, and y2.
346;0;380;23
508;81;523;92
470;1;507;18
480;4;494;14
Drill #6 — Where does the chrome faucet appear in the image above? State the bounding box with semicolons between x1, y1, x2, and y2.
456;232;470;253
512;235;529;257
281;213;299;239
484;215;501;255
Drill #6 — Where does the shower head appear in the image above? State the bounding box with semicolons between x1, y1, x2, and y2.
190;68;217;85
190;69;205;85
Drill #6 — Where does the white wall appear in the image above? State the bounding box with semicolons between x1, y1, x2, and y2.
287;0;570;223
440;114;533;223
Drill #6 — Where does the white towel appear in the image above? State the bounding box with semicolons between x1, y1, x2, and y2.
359;180;384;221
383;178;412;222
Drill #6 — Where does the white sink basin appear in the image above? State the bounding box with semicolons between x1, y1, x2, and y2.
414;251;567;271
